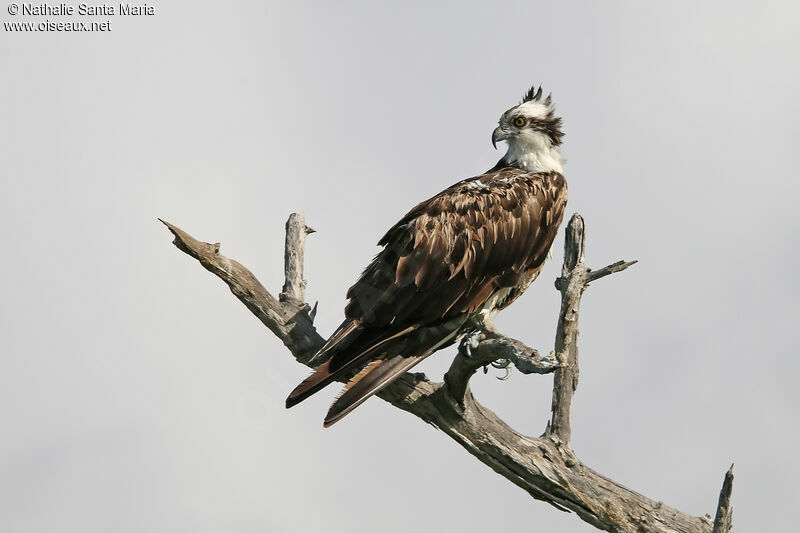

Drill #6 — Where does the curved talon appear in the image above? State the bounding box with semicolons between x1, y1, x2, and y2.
490;358;511;380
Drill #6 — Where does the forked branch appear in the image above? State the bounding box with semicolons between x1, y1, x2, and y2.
161;213;733;533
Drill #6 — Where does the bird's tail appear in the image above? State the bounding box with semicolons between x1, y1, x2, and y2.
285;322;415;409
322;353;430;427
286;317;467;426
322;322;465;427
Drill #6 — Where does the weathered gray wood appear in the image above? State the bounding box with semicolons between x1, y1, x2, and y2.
712;465;734;533
547;215;637;446
280;213;314;305
444;337;559;402
161;213;732;533
159;218;322;364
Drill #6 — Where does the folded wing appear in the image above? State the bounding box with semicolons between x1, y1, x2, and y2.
286;169;567;425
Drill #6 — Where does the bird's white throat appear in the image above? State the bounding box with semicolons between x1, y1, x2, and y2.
504;134;564;173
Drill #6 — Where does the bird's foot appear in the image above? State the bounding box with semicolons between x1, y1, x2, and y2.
458;329;513;380
472;318;511;379
458;330;486;359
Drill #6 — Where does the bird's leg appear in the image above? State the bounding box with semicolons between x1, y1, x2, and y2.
479;315;503;340
458;313;497;359
457;315;513;379
478;315;512;380
458;329;485;359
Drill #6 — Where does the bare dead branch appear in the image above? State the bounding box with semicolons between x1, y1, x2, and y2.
444;338;559;402
159;217;323;365
548;214;586;445
547;214;637;446
161;213;731;533
476;338;560;375
587;260;638;283
712;465;734;533
444;336;558;402
280;213;314;305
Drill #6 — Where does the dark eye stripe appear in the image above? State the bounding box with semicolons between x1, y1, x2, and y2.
528;117;565;145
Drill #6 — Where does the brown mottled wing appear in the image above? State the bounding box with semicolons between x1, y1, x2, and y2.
285;169;567;419
346;169;567;327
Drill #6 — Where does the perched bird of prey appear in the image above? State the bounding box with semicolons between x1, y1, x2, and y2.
286;86;568;427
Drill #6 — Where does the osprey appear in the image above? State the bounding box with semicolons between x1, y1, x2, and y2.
286;86;568;426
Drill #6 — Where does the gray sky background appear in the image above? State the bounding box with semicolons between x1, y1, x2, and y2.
2;1;799;531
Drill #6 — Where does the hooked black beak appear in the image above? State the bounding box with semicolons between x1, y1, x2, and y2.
491;127;506;149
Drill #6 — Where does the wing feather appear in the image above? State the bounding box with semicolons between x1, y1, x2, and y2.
352;170;566;325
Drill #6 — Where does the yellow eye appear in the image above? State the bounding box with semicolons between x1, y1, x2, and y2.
513;116;526;127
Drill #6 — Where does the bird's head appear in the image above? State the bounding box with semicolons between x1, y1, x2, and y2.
492;86;564;173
